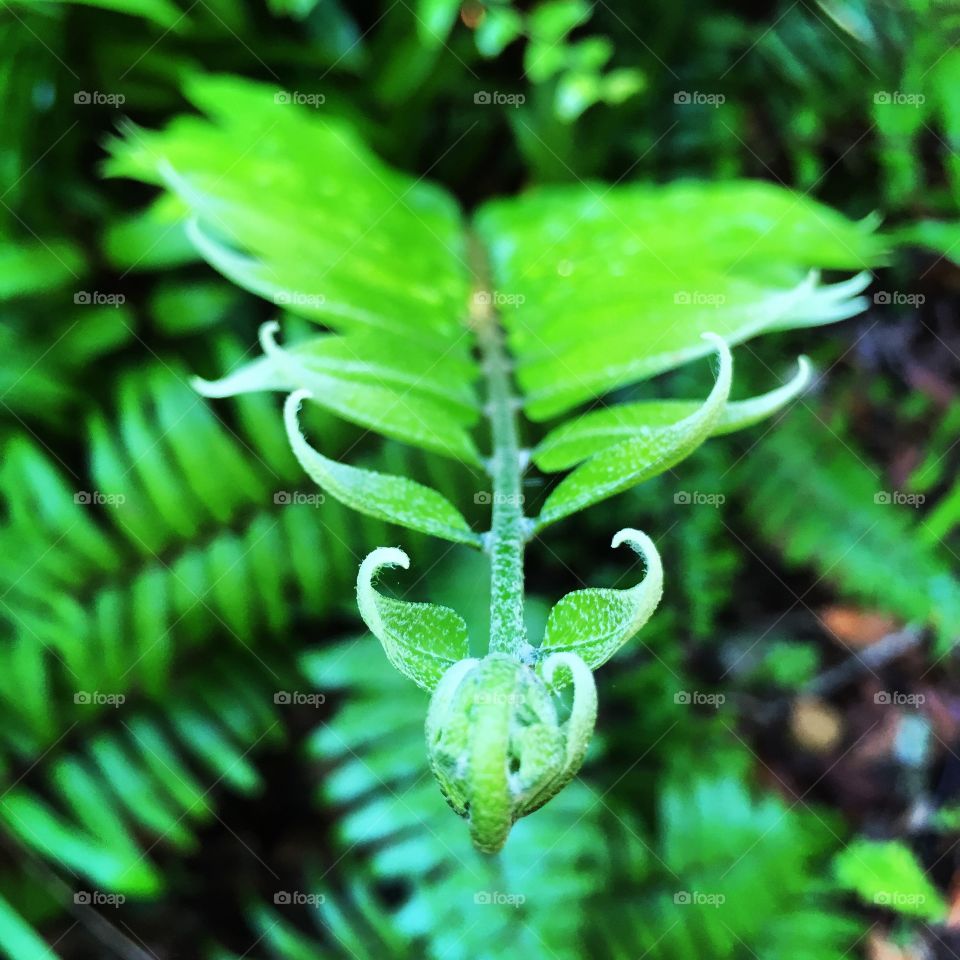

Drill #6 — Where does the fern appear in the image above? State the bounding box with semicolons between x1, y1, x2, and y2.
909;399;960;543
0;352;396;756
106;72;884;850
835;839;947;922
0;346;417;954
601;774;863;960
1;653;286;896
197;639;864;960
742;407;960;650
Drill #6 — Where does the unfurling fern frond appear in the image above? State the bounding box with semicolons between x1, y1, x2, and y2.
110;73;884;850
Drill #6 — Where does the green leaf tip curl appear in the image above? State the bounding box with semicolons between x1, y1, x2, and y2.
539;528;664;683
533;354;813;472
357;547;470;691
426;651;597;854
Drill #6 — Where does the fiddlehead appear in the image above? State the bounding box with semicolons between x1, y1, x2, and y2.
425;652;597;853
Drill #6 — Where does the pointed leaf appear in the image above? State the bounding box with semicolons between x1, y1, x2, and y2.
475;179;882;419
538;529;663;681
284;391;481;545
834;840;947;921
358;547;470;690
533;356;812;472
194;325;478;419
199;323;481;464
536;335;732;529
0;791;162;896
108;75;472;343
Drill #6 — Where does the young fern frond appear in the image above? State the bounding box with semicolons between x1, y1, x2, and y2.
111;74;884;851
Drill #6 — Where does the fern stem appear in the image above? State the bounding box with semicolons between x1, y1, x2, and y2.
470;237;530;659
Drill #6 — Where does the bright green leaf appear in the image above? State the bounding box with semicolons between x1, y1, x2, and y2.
475;6;524;57
528;0;591;43
415;0;461;48
357;547;470;690
0;892;58;960
0;792;162;896
284;391;482;545
475;180;882;419
554;71;602;123
538;529;663;680
533;355;812;472
196;322;482;463
536;336;732;529
834;839;947;921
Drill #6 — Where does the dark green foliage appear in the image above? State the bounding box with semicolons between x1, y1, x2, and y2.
197;641;862;960
742;407;960;650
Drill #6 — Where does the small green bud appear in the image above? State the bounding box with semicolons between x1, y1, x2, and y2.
426;651;597;853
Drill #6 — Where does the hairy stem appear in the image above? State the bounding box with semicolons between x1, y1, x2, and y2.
470;236;530;658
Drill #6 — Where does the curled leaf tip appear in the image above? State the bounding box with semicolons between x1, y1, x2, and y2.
284;388;314;419
258;319;282;354
357;546;468;691
611;528;664;593
535;340;733;529
792;355;814;394
539;527;663;680
283;389;480;545
700;332;733;379
359;545;410;580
